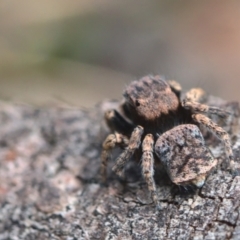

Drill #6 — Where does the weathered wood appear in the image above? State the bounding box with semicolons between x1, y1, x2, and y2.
0;97;240;240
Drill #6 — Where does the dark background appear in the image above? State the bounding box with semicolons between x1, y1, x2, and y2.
1;0;240;107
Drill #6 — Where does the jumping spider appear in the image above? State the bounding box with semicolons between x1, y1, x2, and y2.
101;75;237;208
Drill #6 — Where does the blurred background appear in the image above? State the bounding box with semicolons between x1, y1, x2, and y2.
1;0;240;107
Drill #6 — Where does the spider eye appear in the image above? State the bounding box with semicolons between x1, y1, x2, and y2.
135;100;140;107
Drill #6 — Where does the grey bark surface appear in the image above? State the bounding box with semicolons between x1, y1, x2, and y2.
0;97;240;240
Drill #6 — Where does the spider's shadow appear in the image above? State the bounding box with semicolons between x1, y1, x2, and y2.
105;150;198;200
119;161;197;198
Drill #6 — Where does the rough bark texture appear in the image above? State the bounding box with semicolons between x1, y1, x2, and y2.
0;96;240;240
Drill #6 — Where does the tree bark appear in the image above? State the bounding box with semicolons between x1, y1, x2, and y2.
0;97;240;240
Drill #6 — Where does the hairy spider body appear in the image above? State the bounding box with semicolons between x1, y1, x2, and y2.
101;75;237;207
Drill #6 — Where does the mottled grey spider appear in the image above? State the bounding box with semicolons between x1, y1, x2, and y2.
101;75;237;207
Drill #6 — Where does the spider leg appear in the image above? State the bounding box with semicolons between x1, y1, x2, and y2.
105;109;135;136
184;88;207;103
182;100;231;118
168;80;182;98
141;134;158;207
112;125;143;177
192;113;237;174
101;133;129;182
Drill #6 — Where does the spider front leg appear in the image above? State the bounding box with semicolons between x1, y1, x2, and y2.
104;109;134;136
192;113;238;175
101;133;129;182
112;126;143;177
101;108;135;182
141;134;158;207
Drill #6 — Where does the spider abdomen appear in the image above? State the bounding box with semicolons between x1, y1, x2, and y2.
155;124;217;186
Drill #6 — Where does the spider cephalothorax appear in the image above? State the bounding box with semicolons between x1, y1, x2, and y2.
101;75;237;208
123;76;179;120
